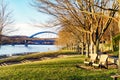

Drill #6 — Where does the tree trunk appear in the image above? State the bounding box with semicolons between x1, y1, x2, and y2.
76;41;80;53
110;36;114;52
86;33;90;57
94;44;96;54
90;42;93;54
90;35;93;54
81;34;84;55
96;40;100;54
88;43;90;57
86;43;88;57
81;42;84;55
110;27;114;51
86;43;90;57
94;40;99;54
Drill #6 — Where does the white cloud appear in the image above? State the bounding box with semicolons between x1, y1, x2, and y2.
3;23;59;38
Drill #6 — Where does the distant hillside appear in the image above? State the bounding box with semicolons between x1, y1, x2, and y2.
0;35;56;45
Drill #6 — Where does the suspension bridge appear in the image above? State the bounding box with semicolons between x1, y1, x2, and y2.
24;31;58;46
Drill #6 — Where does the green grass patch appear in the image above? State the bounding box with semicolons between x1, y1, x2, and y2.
0;55;118;80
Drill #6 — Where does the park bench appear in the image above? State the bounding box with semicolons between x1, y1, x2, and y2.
108;57;118;68
84;54;97;66
111;74;120;80
92;54;108;69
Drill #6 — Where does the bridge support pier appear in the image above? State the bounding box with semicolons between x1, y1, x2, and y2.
24;40;28;47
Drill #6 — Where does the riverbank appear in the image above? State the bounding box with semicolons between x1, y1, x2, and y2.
0;50;78;66
0;53;117;80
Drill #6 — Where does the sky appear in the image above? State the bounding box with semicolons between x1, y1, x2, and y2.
3;0;58;38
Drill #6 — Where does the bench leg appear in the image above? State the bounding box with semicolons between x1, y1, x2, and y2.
114;77;117;80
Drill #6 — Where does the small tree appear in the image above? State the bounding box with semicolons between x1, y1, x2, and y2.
0;0;14;44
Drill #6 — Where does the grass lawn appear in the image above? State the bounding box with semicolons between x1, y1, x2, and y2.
0;54;118;80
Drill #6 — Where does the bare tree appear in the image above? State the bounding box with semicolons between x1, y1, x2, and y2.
0;0;14;44
33;0;118;54
33;0;120;74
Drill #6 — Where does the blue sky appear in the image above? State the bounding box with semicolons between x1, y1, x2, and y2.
3;0;58;38
8;0;50;23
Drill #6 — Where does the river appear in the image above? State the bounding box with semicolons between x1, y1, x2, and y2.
0;45;60;56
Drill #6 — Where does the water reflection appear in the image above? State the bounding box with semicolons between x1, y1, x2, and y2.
0;45;59;55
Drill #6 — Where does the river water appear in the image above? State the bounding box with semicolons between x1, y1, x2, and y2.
0;45;59;56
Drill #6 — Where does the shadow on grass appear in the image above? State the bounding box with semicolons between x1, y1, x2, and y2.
68;74;113;80
0;73;113;80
